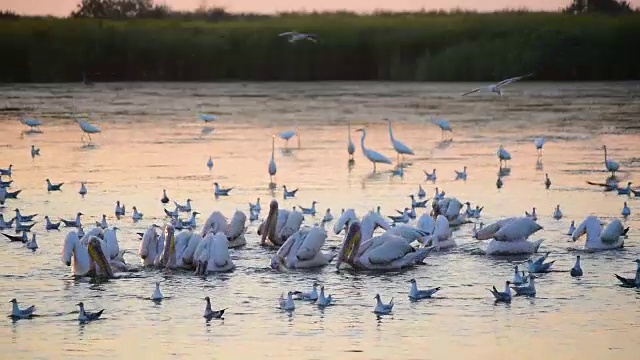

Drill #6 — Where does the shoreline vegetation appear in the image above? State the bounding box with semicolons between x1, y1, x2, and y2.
0;1;639;83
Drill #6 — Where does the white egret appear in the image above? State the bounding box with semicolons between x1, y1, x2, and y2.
355;128;392;172
534;138;546;155
347;120;355;160
384;118;414;163
462;73;533;97
431;117;453;140
602;145;620;175
20;117;42;131
268;135;277;183
497;145;511;167
278;130;297;149
75;117;101;145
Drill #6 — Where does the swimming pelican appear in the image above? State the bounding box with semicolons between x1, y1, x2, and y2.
278;130;297;149
622;202;630;217
151;282;163;301
317;286;333;307
571;216;628;251
488;281;512;303
31;145;40;158
535;138;546;155
355;128;392;172
373;294;394;315
384;118;414;163
417;185;426;199
614;259;640;287
455;166;467;181
602;145;620;175
258;200;304;248
279;292;295;311
462;73;533;97
431;117;453;141
268;135;277;183
553;205;563;220
293;282;320;301
408;278;440;300
192;232;236;275
282;185;298;199
511;275;537;296
269;225;336;270
347;120;355;160
199;210;248;248
419;215;455;251
161;189;169;204
475;217;544;255
278;31;317;43
570;255;583;277
432;197;471;227
545;174;551;189
213;182;233;197
79;182;87;197
77;302;104;323
203;297;226;320
75;117;101;145
206;156;213;171
132;206;143;221
61;231;117;278
9;298;36;319
138;225;162;267
46;179;63;192
497;145;511;167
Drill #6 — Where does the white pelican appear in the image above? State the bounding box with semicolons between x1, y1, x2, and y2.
61;231;117;278
278;130;298;149
278;31;317;43
79;182;87;196
46;178;63;192
199;210;247;248
433;197;471;227
279;292;295;311
475;217;544;255
602;145;620;175
408;278;440;300
384;118;414;163
347;120;355;160
336;222;433;271
570;255;583;277
269;225;336;270
373;294;394;315
462;73;532;97
258;200;304;248
75;117;101;145
497;145;511;167
192;232;236;274
203;297;226;320
77;302;104;323
268;135;277;183
535;138;546;155
455;166;467;181
614;259;640;287
571;215;628;251
553;205;563;220
138;225;163;267
9;298;36;319
622;202;630;217
155;225;204;271
545;174;551;189
152;282;164;301
207;156;213;171
431;117;453;141
423;168;436;182
488;281;512;303
31;145;40;158
355;128;392;172
421;214;455;251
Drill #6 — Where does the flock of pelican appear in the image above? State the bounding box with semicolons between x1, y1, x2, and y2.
3;80;639;323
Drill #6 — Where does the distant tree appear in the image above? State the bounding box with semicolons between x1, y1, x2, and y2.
564;0;634;14
71;0;156;19
0;10;20;18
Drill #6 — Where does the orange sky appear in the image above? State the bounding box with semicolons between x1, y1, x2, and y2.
2;0;639;16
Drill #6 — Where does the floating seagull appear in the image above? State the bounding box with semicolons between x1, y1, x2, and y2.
431;117;453;141
161;189;169;204
570;255;583;277
299;201;318;216
5;188;21;199
282;185;298;199
249;198;261;213
384;118;414;164
278;31;317;43
497;145;511;167
15;209;37;223
206;156;213;171
317;285;333;307
373;294;394;315
293;282;319;301
0;164;13;177
423;169;436;182
279;292;295;311
535;138;546;155
567;220;576;235
174;199;192;212
203;296;226;320
409;195;428;208
512;266;528;285
545;174;552;189
31;145;40;158
152;282;163;301
96;214;108;229
214;182;233;197
617;182;633;196
388;208;410;224
60;212;83;228
164;207;179;219
602;145;620;176
46;179;63;192
355;128;392;172
26;233;38;250
622;202;630;217
322;209;333;223
511;275;537;296
115;201;125;217
408;279;440;300
132;206;143;221
488;281;512;303
0;215;14;230
76;117;101;145
9;298;36;319
79;182;87;196
77;302;104;323
462;73;533;97
417;185;426;199
553;205;563;220
2;231;27;243
249;209;259;221
15;222;35;233
44;216;60;230
614;259;640;287
455;166;467;181
525;207;537;221
528;253;555;273
496;176;503;189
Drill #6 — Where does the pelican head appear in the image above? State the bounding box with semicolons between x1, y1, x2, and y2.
160;224;176;267
260;200;279;245
337;221;362;269
87;236;113;278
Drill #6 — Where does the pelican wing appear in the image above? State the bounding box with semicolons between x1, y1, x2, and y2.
601;219;624;244
278;32;295;37
225;211;247;239
494;217;542;242
296;227;326;261
210;233;230;268
333;208;357;234
366;237;413;265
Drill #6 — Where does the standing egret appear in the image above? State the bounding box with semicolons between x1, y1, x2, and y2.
198;113;217;122
76;117;101;145
431;117;453;141
497;145;511;167
20;117;42;132
355;128;392;172
602;145;620;175
207;156;213;171
462;73;533;97
268;135;277;184
278;130;297;149
347;121;355;161
535;138;546;156
384;118;414;164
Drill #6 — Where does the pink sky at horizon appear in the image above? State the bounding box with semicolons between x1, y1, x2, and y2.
2;0;639;16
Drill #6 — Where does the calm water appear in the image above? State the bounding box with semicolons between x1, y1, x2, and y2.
1;82;640;360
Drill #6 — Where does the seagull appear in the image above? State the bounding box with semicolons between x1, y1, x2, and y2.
373;294;394;315
95;214;108;229
79;182;87;196
391;166;404;178
164;207;179;219
279;292;295;311
15;222;35;233
203;296;226;320
292;282;320;301
46;179;63;192
60;212;83;228
488;281;512;303
44;216;61;230
431;117;453;141
278;31;317;43
528;253;555;273
525;207;537;221
115;201;125;217
132;206;144;221
0;215;14;230
206;156;213;171
299;201;318;216
317;285;333;307
388;208;410;224
570;255;583;277
322;209;333;223
249;198;261;213
545;174;552;189
282;185;298;199
408;279;441;300
553;205;563;220
614;259;640;287
14;209;37;223
455;166;467;181
161;189;170;204
174;199;192;212
151;282;164;301
567;220;576;235
2;231;28;243
0;164;13;177
622;202;630;217
409;195;428;208
496;176;503;189
26;233;38;250
512;266;528;285
75;117;101;145
511;275;537;296
30;145;40;158
417;185;426;199
535;138;546;155
462;73;533;97
9;298;36;319
77;302;104;323
423;169;436;182
213;182;233;197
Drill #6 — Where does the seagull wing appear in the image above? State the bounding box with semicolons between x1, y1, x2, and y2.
279;32;295;37
461;88;481;96
496;73;533;88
